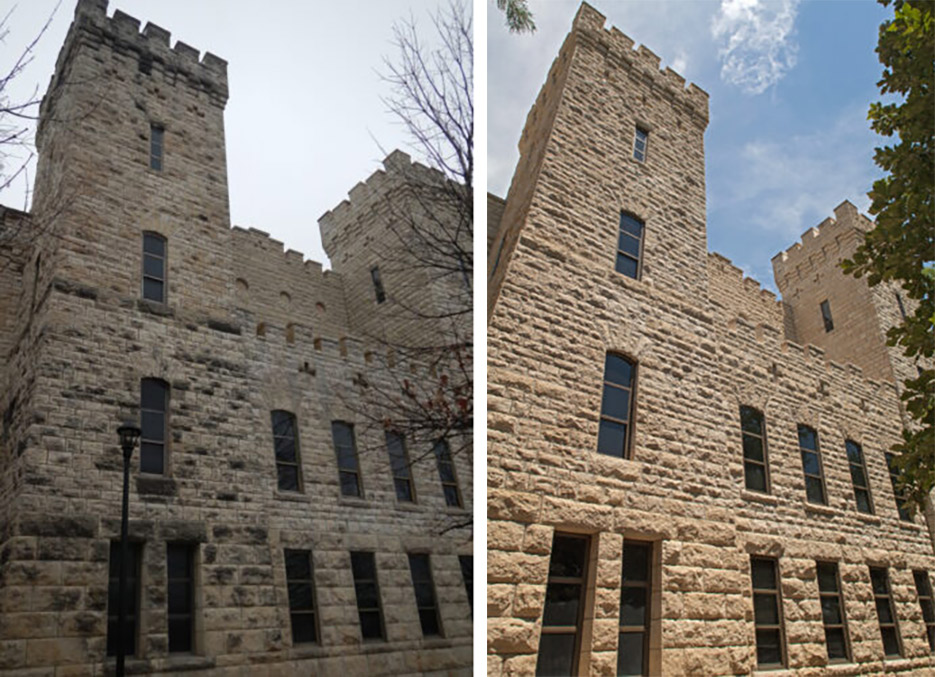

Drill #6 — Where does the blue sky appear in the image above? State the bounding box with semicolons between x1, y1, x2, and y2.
488;0;892;293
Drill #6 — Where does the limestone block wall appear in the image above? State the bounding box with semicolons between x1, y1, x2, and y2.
706;253;784;330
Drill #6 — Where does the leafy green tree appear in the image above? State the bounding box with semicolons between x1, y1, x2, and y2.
842;0;934;513
496;0;535;33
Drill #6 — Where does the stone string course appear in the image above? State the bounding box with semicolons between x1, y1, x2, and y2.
487;3;934;675
0;1;471;675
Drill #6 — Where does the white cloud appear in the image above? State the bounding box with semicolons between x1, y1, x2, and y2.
711;0;801;94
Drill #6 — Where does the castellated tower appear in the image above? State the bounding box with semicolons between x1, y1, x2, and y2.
488;3;934;675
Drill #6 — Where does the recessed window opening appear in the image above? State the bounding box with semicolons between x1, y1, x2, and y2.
895;293;906;319
351;551;385;640
884;453;912;521
615;213;644;280
408;553;442;637
271;410;302;492
140;378;168;474
633;126;649;162
332;421;362;497
846;440;873;514
597;353;637;458
740;407;769;493
618;541;653;676
817;561;850;662
751;557;786;668
912;571;935;652
370;266;386;304
798;425;826;504
150;123;164;170
167;543;195;653
284;549;319;644
820;300;834;332
536;533;590;676
386;431;415;503
106;541;142;657
142;232;167;303
433;438;461;507
870;567;902;657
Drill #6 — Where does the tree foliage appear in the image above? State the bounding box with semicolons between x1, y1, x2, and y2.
496;0;536;34
842;0;934;512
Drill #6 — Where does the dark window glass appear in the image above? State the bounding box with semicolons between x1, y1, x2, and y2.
370;266;386;303
845;440;873;514
285;549;318;644
537;534;589;676
913;570;935;652
740;407;769;493
816;562;850;661
167;544;195;653
633;127;648;162
751;557;786;668
885;453;912;521
386;431;415;502
332;421;362;497
895;293;906;319
350;551;384;640
820;299;834;332
615;214;644;280
798;425;826;504
618;541;652;676
140;378;168;474
272;411;302;492
598;354;637;458
433;439;461;507
407;553;441;637
150;123;164;170
869;567;902;657
142;232;167;303
459;555;473;615
107;541;141;657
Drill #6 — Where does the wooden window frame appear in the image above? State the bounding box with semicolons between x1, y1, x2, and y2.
166;543;195;654
816;560;851;663
615;212;645;280
408;552;443;638
597;353;637;459
386;430;416;503
141;231;167;304
797;424;827;505
884;452;912;521
846;440;874;515
751;556;787;669
912;570;935;652
284;549;320;645
633;126;649;162
332;421;363;498
536;533;590;676
618;540;653;676
869;566;902;657
740;406;770;493
271;410;303;493
433;438;462;507
140;378;169;475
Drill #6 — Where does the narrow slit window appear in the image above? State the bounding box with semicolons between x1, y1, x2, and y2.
370;266;386;304
536;533;589;676
597;353;636;458
633;126;648;162
869;567;902;657
740;407;769;493
150;123;164;170
751;557;786;668
798;425;826;504
332;421;362;497
820;299;834;332
459;555;473;615
271;410;302;492
912;570;935;652
615;213;644;280
107;541;142;657
140;378;168;475
386;431;415;503
351;551;385;640
142;232;167;303
408;553;442;637
817;561;850;662
433;438;461;507
167;543;195;654
846;440;873;514
618;541;652;676
285;549;319;644
884;453;912;521
895;293;906;319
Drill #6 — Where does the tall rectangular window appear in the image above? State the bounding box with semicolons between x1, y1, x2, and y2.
167;544;195;653
618;541;652;676
370;266;386;303
433;439;461;507
459;555;473;615
140;378;168;474
846;440;873;514
107;541;141;657
740;407;769;493
408;553;442;637
271;410;302;492
895;293;906;319
913;570;935;652
332;422;362;497
820;299;834;332
816;561;850;662
615;213;644;280
752;557;786;668
633;126;648;162
536;533;589;676
150;123;164;170
142;232;167;303
386;431;415;502
284;549;319;644
598;353;636;458
884;453;912;521
798;425;826;504
869;567;902;657
350;551;384;640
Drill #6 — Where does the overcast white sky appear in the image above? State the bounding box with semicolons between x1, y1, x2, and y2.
0;0;449;267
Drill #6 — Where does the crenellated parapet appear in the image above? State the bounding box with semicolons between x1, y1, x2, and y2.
706;252;784;331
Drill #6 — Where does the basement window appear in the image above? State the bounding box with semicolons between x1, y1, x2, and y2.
820;300;834;332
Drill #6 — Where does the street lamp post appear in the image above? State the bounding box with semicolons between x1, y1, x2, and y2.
116;421;141;677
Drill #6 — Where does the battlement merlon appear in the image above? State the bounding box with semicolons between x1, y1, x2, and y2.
40;0;228;131
770;200;873;292
571;2;709;125
230;226;327;278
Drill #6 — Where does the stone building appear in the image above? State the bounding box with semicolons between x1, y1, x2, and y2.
0;1;472;674
487;4;934;676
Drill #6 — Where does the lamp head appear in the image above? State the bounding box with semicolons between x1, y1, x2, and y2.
117;421;141;451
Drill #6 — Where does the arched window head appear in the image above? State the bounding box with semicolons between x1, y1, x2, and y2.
597;353;636;458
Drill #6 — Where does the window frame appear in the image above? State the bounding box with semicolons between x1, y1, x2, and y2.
433;438;462;508
618;540;653;676
271;410;303;493
740;406;770;494
140;378;169;475
869;566;902;658
536;532;590;677
150;123;164;171
884;452;912;521
350;551;385;641
845;440;874;515
912;570;935;652
141;231;167;304
385;430;416;503
615;212;645;280
459;554;473;616
633;126;649;162
816;560;851;663
107;541;143;658
597;353;638;459
370;266;386;304
820;299;834;332
166;543;196;654
332;421;363;498
408;552;443;638
797;424;827;505
751;556;787;669
284;548;320;645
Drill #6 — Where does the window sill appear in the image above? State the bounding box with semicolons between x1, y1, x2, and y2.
394;501;421;512
338;496;370;508
855;512;881;525
420;636;451;649
103;654;215;675
274;490;310;503
741;490;778;506
289;644;327;659
444;505;469;516
803;501;838;516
